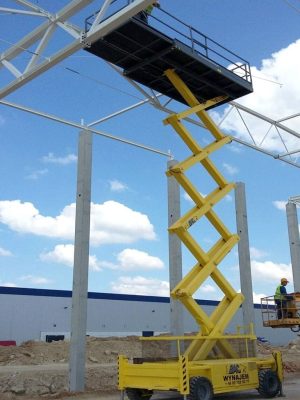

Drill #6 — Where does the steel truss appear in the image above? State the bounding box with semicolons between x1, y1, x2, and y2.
1;0;300;168
0;0;154;98
110;63;300;168
289;195;300;205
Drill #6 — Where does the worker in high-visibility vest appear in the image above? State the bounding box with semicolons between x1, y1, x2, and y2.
136;1;160;24
274;278;293;319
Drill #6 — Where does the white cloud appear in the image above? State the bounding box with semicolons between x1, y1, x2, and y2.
111;276;169;296
251;260;293;284
41;245;164;273
200;284;216;293
117;248;164;271
183;192;193;203
90;201;156;244
0;200;156;245
228;143;243;153
273;200;287;211
40;244;101;271
250;247;268;259
222;162;238;175
0;200;74;240
216;39;300;153
253;291;267;304
0;246;12;257
42;152;77;165
0;282;17;287
26;169;48;180
40;244;73;266
183;192;207;203
19;275;53;285
109;180;128;192
184;191;231;203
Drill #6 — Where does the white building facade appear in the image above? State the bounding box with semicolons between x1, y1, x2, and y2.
0;286;295;345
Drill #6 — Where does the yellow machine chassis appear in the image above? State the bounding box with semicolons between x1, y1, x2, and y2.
118;70;283;398
119;350;282;396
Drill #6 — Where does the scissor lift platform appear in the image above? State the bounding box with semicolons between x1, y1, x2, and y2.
85;11;253;108
261;293;300;332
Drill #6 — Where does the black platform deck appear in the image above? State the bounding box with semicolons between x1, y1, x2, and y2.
86;18;253;108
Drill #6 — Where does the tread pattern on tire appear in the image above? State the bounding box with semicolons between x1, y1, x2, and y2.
126;388;152;400
188;376;213;400
258;369;280;398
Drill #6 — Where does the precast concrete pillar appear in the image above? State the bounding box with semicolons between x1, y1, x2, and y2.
69;130;93;391
167;159;184;345
286;202;300;292
235;182;255;333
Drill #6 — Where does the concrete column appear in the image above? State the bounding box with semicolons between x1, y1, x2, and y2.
69;130;93;391
167;160;184;342
235;182;255;333
286;202;300;292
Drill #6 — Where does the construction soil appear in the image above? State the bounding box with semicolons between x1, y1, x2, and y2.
1;336;300;399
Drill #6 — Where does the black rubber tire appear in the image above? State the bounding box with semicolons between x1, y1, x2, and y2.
291;324;300;332
126;388;152;400
258;369;281;398
290;312;300;332
187;376;213;400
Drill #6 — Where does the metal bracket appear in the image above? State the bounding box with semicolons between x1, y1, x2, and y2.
80;32;91;48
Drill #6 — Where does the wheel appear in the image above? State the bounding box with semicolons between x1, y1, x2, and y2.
126;388;152;400
258;369;280;398
290;324;300;332
290;311;300;332
188;377;213;400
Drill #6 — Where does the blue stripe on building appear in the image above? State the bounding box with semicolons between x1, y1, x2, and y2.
0;286;261;308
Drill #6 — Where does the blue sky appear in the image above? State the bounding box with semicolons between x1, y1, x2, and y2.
0;0;300;302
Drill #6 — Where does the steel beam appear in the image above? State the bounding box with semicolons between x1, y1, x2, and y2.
0;0;93;66
0;7;45;16
230;101;300;140
289;196;300;204
105;65;300;168
0;99;170;157
90;0;113;30
0;0;154;98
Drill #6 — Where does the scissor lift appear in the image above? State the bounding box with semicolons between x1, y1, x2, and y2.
86;4;283;399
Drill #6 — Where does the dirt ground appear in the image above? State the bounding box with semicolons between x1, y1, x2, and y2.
1;336;300;399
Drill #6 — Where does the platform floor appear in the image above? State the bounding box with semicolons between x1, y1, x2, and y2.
86;18;253;108
263;318;300;328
